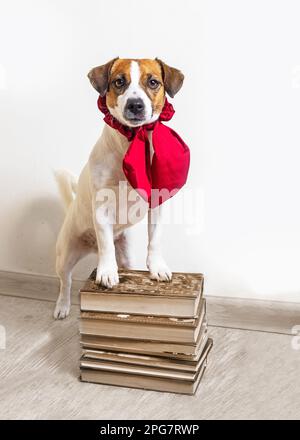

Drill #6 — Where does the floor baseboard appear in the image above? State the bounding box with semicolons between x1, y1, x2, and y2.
0;270;299;335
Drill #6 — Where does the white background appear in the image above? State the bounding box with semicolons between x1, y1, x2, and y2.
1;0;300;302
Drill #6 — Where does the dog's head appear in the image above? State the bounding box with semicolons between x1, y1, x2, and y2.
88;58;184;127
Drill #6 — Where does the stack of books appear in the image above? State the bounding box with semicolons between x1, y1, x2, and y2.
79;269;213;395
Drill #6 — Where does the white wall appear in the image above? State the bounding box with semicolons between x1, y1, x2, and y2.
1;0;300;302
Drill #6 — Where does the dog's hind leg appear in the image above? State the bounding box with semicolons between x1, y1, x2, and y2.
54;226;89;319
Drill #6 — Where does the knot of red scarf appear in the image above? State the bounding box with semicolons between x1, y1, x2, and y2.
97;96;190;208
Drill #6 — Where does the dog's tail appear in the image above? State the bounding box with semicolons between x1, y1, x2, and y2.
53;169;78;213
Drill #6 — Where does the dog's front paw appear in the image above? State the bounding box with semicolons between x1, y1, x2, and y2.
147;254;172;282
96;266;119;288
54;298;70;320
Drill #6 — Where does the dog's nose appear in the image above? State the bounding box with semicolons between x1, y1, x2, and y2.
125;98;145;116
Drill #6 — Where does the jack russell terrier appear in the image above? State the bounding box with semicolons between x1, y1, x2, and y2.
54;58;189;319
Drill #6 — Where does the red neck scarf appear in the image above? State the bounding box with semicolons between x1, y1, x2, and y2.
97;96;190;208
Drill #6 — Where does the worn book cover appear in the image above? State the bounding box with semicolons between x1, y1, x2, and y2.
80;269;204;318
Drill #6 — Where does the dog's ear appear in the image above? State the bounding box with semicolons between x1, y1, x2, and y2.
156;58;184;98
87;58;119;96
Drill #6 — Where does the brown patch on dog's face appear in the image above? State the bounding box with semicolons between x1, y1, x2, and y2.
138;59;165;114
88;58;184;127
106;59;132;109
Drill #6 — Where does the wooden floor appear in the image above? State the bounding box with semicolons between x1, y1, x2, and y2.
0;289;299;419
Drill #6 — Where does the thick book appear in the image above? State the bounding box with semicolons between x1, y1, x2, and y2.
80;339;213;395
80;320;208;359
82;337;210;373
80;269;203;318
80;299;206;344
80;362;207;395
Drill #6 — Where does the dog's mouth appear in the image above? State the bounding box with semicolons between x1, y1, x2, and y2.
123;114;146;126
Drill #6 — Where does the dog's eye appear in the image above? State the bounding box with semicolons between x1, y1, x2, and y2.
114;78;125;88
148;78;160;89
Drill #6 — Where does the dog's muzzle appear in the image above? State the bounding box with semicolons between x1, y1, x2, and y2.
124;98;145;123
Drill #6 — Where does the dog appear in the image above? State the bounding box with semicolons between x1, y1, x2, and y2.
54;58;184;319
